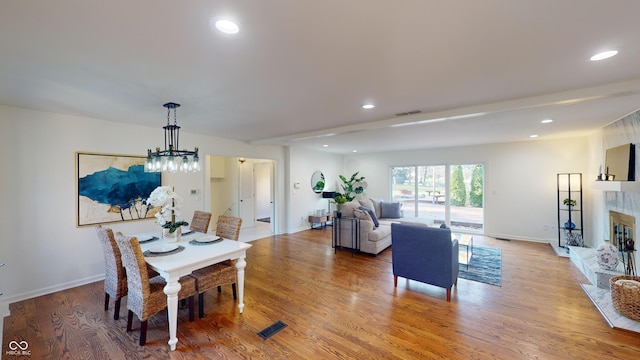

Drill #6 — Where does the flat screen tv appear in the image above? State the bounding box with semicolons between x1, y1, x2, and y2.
605;143;635;181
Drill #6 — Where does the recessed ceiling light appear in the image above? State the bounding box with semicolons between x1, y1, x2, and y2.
323;144;328;147
530;134;539;138
213;19;239;34
362;104;375;109
590;50;618;61
352;150;358;153
541;119;553;124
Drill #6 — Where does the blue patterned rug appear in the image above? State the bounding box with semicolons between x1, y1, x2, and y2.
459;246;502;286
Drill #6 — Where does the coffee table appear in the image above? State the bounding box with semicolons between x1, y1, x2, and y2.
452;233;473;268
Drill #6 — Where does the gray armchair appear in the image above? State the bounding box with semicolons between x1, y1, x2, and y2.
391;223;459;301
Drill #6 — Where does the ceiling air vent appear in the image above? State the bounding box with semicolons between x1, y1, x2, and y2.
395;110;422;117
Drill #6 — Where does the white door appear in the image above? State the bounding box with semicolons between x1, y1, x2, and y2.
238;159;255;228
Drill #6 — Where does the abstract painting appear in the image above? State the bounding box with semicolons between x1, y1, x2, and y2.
76;152;161;226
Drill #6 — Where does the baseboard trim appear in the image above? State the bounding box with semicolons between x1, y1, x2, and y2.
2;274;104;305
488;233;551;243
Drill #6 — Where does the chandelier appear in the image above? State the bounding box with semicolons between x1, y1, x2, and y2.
144;102;200;173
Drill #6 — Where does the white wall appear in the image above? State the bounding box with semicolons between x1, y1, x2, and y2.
343;137;591;243
0;104;286;305
287;146;344;233
586;129;605;248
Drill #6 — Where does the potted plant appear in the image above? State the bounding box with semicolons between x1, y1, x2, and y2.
563;198;577;230
331;193;348;218
338;172;367;202
146;186;189;242
563;198;577;208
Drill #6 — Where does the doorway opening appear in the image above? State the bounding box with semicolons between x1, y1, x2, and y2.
207;155;275;241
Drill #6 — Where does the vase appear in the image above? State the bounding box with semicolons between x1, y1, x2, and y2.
162;227;181;243
596;241;619;271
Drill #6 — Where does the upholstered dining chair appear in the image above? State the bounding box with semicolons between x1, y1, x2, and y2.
190;215;242;318
95;225;128;320
190;211;212;233
114;232;197;346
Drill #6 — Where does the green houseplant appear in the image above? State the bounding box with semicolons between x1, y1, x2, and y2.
336;172;366;202
563;198;577;208
331;193;348;218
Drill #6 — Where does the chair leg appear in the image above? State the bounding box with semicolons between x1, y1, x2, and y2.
198;293;205;319
394;275;398;287
139;320;147;346
104;293;110;311
188;296;195;322
446;288;451;302
217;285;222;293
231;283;237;300
127;310;134;332
113;298;121;320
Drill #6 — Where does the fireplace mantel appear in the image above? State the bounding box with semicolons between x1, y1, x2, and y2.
590;180;640;192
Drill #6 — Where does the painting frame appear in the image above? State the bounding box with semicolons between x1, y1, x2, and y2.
76;151;161;227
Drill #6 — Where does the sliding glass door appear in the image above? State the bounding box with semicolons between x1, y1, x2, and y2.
448;164;484;233
391;164;484;233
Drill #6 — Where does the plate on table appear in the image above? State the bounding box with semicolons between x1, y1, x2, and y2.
181;227;194;235
149;244;179;254
136;234;154;242
193;236;222;243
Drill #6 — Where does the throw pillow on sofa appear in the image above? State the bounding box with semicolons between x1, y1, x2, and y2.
380;201;402;218
359;199;375;211
370;198;384;218
359;206;379;227
353;209;372;222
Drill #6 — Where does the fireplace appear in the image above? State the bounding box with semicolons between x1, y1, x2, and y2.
610;210;637;275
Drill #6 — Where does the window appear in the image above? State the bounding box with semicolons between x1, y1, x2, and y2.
391;164;484;233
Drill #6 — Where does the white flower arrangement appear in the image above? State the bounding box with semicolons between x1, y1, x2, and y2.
146;186;188;233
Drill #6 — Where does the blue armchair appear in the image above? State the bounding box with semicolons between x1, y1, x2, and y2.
391;223;459;301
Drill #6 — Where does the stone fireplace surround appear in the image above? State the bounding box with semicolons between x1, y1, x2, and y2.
570;210;639;333
569;110;640;332
571;247;640;333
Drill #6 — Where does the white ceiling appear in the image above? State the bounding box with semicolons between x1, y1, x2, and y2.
2;1;640;154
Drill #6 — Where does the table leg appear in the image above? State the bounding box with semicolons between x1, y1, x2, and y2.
235;256;247;313
163;280;182;351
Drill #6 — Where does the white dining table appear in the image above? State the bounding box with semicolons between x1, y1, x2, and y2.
134;231;252;351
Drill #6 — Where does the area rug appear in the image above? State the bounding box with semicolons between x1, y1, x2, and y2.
458;246;502;286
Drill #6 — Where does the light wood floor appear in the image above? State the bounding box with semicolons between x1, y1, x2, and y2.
3;229;640;359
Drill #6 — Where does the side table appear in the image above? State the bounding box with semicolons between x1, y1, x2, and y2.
308;214;330;229
332;217;359;256
452;233;473;269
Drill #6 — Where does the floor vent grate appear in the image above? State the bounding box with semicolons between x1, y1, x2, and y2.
257;320;288;340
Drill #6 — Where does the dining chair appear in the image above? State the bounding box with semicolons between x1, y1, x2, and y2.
190;215;242;318
114;232;197;346
190;211;212;233
95;225;128;320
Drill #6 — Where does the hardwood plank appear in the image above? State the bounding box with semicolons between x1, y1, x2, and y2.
3;229;640;359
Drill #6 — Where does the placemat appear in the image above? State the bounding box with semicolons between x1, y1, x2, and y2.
189;237;223;245
143;245;185;257
138;236;159;244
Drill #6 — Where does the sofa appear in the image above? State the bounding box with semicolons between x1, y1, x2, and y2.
391;223;459;301
336;198;434;255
